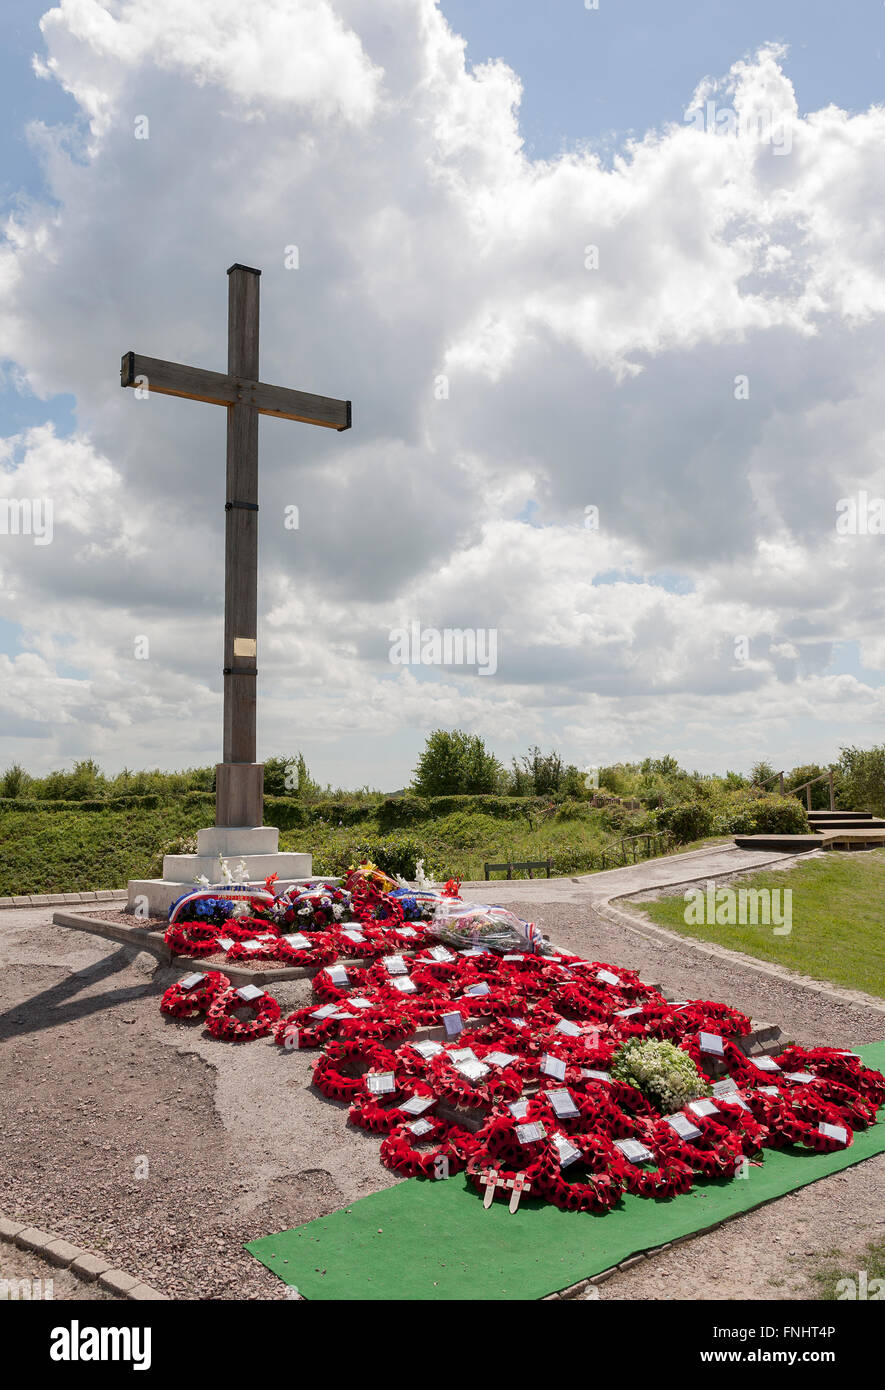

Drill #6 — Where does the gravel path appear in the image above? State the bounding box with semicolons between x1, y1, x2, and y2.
2;846;883;1302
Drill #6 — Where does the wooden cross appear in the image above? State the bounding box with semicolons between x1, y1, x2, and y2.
120;264;351;828
476;1167;532;1211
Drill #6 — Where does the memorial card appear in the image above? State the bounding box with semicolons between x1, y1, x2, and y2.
547;1088;580;1119
236;984;265;1003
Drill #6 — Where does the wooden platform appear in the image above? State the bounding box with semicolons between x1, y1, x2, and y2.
734;829;885;851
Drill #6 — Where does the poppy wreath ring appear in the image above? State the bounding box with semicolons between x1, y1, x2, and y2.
205;988;281;1040
274;1005;340;1050
312;964;373;1003
531;1137;624;1213
349;1078;437;1134
380;1118;478;1178
160;970;231;1017
428;1051;524;1110
766;1095;855;1153
312;1041;398;1102
273;932;339;967
225;936;280;963
653;1117;745;1176
164;921;221;958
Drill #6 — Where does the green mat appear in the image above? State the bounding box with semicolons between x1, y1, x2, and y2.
246;1041;885;1301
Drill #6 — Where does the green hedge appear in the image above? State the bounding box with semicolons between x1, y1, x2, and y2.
0;793;164;813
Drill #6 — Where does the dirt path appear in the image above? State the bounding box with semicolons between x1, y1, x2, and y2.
1;858;882;1302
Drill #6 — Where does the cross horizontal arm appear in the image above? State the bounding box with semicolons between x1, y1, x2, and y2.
120;352;351;430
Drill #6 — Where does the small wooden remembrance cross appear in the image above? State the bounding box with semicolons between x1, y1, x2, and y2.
120;265;351;828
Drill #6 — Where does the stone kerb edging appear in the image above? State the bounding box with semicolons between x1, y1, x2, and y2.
0;1214;169;1300
0;890;126;909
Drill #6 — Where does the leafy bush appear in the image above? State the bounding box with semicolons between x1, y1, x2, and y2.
612;1038;711;1113
656;802;715;844
314;835;432;881
746;795;809;835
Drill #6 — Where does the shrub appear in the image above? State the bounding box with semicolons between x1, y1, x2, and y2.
612;1038;710;1113
315;836;432;881
655;802;715;844
747;795;809;835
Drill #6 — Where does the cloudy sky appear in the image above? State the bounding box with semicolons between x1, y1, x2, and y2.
1;0;884;790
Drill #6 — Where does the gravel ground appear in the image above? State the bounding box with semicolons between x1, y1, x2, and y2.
2;857;884;1302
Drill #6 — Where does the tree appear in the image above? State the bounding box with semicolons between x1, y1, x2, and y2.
264;753;318;798
0;764;30;798
750;760;777;788
839;745;885;816
412;730;502;796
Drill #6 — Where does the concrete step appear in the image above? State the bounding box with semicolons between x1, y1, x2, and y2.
807;810;872;821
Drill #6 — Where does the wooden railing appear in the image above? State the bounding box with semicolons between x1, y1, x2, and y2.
752;769;835;810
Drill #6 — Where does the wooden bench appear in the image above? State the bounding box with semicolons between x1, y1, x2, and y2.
484;859;553;880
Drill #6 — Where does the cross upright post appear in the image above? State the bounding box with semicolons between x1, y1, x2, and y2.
120;263;351;840
219;264;262;827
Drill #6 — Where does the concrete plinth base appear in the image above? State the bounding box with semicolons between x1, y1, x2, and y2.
126;822;314;915
161;850;312;882
127;869;323;917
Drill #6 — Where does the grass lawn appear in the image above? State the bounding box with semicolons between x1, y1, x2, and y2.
629;850;885;998
809;1236;885;1300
